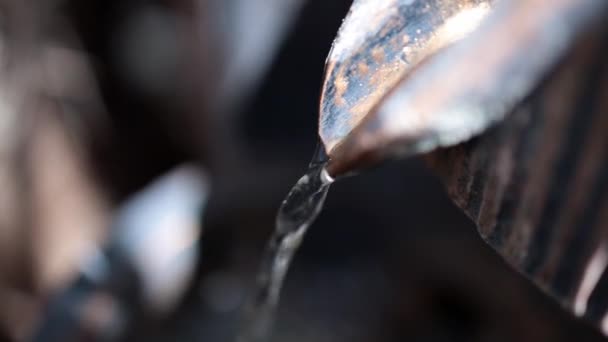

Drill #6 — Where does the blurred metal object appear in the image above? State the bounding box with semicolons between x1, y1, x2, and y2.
210;0;305;112
111;165;209;314
320;0;608;176
0;3;119;338
32;165;210;341
0;0;112;295
178;0;308;208
28;103;110;295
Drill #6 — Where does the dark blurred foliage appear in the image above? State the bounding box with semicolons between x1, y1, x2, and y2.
0;0;605;341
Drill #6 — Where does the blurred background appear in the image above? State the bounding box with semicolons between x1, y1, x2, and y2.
0;0;605;341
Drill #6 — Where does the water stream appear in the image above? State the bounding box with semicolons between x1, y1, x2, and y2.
238;147;334;342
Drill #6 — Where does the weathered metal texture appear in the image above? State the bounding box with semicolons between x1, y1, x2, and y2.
320;0;494;154
427;23;608;332
322;0;608;177
319;0;608;332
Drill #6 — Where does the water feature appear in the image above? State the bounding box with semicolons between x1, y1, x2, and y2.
238;146;334;342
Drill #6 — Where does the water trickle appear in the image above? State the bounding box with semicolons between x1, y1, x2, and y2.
238;146;334;342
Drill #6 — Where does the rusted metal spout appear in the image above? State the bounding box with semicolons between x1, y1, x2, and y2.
319;0;608;177
320;0;494;157
318;0;608;334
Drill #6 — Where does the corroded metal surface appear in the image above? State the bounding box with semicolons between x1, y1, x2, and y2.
321;0;608;176
319;0;608;333
320;0;493;154
427;23;608;332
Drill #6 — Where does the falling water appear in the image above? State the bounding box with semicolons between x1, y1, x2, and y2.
238;146;334;342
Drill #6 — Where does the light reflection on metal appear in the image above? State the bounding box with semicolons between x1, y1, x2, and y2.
208;0;305;112
320;0;495;154
574;244;608;317
112;165;210;313
320;0;608;176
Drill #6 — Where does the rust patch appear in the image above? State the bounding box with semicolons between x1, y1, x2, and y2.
357;62;370;75
371;47;386;64
334;71;349;107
